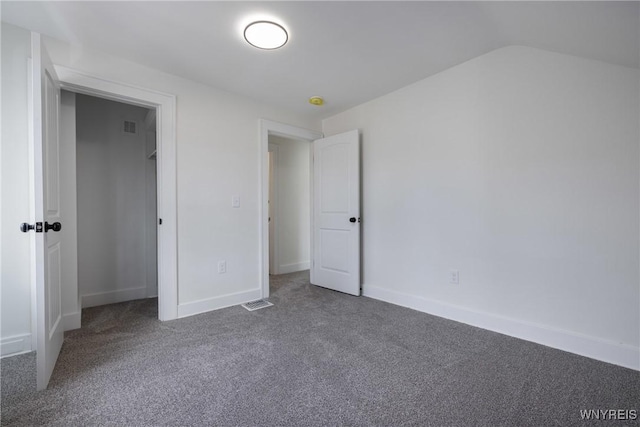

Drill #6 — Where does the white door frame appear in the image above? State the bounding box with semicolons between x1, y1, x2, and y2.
55;66;178;321
259;119;322;298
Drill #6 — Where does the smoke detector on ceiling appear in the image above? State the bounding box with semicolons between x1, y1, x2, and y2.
309;96;324;106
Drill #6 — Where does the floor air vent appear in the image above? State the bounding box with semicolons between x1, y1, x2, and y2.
241;299;273;311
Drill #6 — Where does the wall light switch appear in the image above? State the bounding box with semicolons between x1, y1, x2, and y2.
218;260;227;274
232;195;240;208
449;270;459;284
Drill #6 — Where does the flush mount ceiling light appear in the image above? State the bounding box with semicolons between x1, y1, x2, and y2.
244;21;288;50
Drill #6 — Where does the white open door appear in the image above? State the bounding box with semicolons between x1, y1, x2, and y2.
31;33;64;390
311;130;360;296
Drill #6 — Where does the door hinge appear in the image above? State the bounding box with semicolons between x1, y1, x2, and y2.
159;218;163;225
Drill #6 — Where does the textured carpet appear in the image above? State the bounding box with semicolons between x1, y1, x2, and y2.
1;351;36;408
1;270;638;426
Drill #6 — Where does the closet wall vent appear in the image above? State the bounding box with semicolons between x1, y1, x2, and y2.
123;120;137;135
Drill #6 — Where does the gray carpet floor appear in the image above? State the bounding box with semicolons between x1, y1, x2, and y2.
1;270;638;426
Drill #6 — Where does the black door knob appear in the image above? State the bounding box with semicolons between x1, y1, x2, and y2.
45;222;62;232
349;217;356;223
20;223;35;233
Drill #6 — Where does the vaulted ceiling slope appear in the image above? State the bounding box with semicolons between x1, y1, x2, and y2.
2;1;638;119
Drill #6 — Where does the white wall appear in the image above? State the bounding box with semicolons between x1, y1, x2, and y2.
322;46;640;369
42;36;320;317
59;90;80;329
76;94;151;307
1;23;33;357
269;136;311;274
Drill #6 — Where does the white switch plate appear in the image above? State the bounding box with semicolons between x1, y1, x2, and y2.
231;195;240;208
218;260;227;274
449;270;459;284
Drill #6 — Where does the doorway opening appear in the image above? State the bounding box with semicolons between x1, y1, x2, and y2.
268;135;311;282
261;121;361;299
260;120;322;299
55;65;178;322
69;92;159;311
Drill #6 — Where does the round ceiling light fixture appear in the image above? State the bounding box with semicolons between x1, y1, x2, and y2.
244;21;288;50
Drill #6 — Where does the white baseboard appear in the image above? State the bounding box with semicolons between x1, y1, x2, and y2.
363;284;640;371
82;286;148;308
1;334;32;358
178;288;262;319
147;284;158;299
63;311;81;331
278;261;310;275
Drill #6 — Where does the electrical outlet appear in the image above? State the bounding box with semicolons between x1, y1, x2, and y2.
218;260;227;274
449;270;459;284
232;195;240;208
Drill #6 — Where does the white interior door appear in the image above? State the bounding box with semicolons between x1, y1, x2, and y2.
32;33;64;390
311;130;360;295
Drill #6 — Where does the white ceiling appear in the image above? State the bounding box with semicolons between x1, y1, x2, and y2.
2;1;638;120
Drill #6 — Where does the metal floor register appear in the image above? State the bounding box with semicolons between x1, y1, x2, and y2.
241;300;274;311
